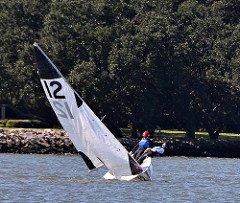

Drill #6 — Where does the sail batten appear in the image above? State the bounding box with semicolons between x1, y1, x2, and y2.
34;43;142;178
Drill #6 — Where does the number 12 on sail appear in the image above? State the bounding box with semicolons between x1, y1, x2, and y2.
42;80;74;119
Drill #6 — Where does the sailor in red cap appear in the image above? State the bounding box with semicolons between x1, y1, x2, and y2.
131;131;154;160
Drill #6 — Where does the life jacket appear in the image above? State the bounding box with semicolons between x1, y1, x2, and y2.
138;138;153;149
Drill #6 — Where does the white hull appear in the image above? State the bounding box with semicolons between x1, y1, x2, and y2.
103;157;153;181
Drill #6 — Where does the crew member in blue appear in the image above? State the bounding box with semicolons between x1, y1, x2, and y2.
130;131;154;160
137;142;167;164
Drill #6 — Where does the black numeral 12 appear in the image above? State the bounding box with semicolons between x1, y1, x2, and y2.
43;80;74;119
44;81;65;99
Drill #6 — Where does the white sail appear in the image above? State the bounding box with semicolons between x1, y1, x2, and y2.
34;43;142;178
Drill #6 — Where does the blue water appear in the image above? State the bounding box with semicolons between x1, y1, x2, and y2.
0;154;239;202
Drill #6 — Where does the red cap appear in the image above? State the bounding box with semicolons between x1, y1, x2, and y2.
142;131;150;138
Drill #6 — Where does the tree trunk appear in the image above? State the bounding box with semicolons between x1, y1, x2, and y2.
185;118;196;139
209;130;219;140
131;124;138;138
185;129;196;139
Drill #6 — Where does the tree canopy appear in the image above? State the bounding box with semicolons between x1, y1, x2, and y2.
1;0;240;138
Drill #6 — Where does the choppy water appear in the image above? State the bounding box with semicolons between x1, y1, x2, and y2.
0;154;239;202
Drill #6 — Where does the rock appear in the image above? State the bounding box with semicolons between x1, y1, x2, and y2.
1;128;240;157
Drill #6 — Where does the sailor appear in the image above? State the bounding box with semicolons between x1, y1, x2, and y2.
137;142;167;164
131;131;154;160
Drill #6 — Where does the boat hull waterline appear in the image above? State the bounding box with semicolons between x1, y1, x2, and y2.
103;157;153;181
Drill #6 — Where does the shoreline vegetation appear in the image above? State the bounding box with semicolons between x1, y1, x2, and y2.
2;1;240;142
1;128;240;158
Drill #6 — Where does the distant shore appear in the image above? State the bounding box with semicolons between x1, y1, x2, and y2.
1;128;240;158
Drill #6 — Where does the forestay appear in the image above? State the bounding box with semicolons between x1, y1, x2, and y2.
33;43;142;178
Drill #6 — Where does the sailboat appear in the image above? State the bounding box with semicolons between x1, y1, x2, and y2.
33;42;153;181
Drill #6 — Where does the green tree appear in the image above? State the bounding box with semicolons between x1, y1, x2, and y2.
0;0;51;119
41;0;138;128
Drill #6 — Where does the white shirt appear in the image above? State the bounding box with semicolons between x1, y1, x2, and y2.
151;146;164;155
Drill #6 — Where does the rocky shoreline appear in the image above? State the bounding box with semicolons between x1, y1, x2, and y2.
0;128;76;154
1;128;240;158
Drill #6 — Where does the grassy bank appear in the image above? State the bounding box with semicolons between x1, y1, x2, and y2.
1;125;240;141
121;128;240;140
0;119;50;128
154;130;240;140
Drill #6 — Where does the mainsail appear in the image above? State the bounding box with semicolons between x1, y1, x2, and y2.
33;43;142;178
